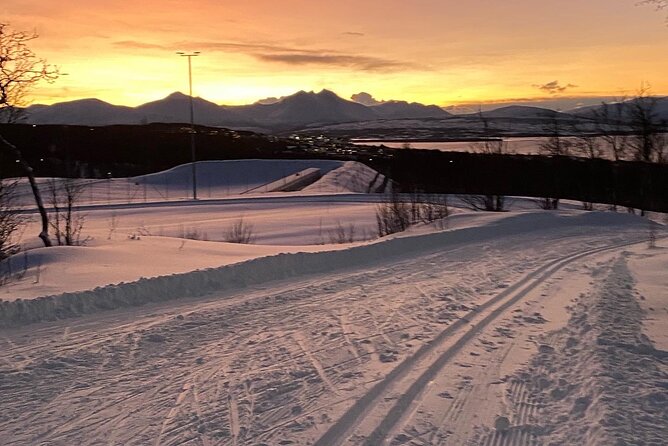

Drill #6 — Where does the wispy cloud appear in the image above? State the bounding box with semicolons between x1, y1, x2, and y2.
255;53;408;72
113;39;413;72
533;80;578;95
342;31;365;37
114;40;169;50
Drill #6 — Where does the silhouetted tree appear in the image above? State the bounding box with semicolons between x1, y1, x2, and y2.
0;23;59;247
463;110;507;211
537;117;571;209
641;0;668;22
592;98;630;161
626;86;666;164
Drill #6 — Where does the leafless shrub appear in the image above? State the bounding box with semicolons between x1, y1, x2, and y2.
223;218;255;244
0;179;23;260
376;191;411;237
178;225;207;241
418;194;450;224
327;221;356;244
0;249;30;287
648;219;658;248
107;212;118;240
535;197;559;210
376;191;449;237
458;194;505;212
48;178;89;246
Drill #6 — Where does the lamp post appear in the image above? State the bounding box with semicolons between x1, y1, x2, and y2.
176;51;200;200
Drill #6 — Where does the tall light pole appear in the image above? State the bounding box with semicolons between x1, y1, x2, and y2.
176;51;200;200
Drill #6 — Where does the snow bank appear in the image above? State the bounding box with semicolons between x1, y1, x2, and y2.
304;161;387;193
0;212;652;328
134;159;343;190
10;159;347;206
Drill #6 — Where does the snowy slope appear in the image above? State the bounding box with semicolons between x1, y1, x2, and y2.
0;210;664;446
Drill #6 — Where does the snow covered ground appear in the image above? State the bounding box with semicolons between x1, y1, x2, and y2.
0;160;666;446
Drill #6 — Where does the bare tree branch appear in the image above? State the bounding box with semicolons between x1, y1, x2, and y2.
0;23;59;122
0;23;60;247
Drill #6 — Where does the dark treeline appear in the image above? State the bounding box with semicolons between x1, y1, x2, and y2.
371;149;668;213
0;123;290;178
1;123;666;212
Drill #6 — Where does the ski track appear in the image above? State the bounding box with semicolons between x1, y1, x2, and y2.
315;235;647;446
0;227;648;445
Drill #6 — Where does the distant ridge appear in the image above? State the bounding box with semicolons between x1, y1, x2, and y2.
479;105;565;119
14;90;654;131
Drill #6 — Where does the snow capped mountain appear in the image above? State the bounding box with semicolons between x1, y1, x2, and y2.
15;91;616;130
371;101;451;119
479;105;566;119
241;89;377;126
135;92;249;126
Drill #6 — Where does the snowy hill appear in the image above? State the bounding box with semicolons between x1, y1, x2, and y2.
480;105;567;119
568;96;668;121
25;98;140;126
135;92;251;126
237;89;377;127
371;101;451;119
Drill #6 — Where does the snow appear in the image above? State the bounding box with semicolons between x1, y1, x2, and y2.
0;211;653;326
0;158;666;446
8;159;346;206
302;160;388;193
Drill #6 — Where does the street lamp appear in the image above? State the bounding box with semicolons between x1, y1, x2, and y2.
176;51;200;200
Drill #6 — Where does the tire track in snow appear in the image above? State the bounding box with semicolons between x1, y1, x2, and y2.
313;237;648;446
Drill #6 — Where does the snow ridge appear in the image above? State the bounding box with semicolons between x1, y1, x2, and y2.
0;212;649;328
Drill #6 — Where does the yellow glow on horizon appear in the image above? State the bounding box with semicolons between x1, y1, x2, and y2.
6;0;667;108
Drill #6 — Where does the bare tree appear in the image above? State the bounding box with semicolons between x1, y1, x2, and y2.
593;99;630;161
570;130;604;210
0;23;59;247
640;0;668;22
536;116;571;209
626;86;667;164
0;179;23;260
463;110;507;212
540;117;572;156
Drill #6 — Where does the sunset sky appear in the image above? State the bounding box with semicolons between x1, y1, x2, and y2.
5;0;668;107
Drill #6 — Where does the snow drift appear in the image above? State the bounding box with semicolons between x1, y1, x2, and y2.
0;212;651;328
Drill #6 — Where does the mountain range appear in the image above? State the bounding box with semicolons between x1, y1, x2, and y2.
16;90;450;131
10;90;668;132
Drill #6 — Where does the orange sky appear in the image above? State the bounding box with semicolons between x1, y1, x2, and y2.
5;0;668;106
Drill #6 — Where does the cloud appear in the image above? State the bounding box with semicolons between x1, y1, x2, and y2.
342;31;365;37
254;53;407;72
351;92;384;106
533;80;578;95
113;39;413;72
113;40;169;50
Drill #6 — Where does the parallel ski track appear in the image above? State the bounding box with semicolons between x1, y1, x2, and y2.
314;237;648;446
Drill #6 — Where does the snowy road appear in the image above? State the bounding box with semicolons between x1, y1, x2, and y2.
0;216;660;445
